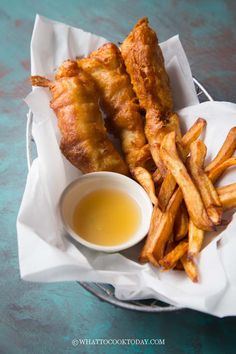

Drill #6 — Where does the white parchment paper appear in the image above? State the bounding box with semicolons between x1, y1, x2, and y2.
17;15;236;317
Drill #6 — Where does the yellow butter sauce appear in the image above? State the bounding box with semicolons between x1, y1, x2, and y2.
73;189;141;246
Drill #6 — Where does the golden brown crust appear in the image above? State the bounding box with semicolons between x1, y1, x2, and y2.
121;18;175;173
121;17;173;116
31;60;128;175
78;43;151;174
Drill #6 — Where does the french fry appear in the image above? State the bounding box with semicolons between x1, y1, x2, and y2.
174;203;189;241
208;157;236;183
148;112;183;179
140;188;183;265
133;167;158;205
160;131;213;231
159;241;188;270
188;219;204;259
205;127;236;172
219;193;236;210
139;204;163;264
181;118;206;151
217;183;236;209
152;169;163;184
148;118;177;177
150;142;168;177
164;233;175;255
158;118;206;211
151;188;183;264
181;254;199;282
158;173;177;211
188;140;222;225
217;183;236;194
217;183;236;195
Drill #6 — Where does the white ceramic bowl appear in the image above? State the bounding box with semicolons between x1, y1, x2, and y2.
59;172;153;252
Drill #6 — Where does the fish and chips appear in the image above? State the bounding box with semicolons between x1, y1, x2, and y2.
31;17;236;283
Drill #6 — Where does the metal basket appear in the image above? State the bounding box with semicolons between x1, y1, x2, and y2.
26;78;213;312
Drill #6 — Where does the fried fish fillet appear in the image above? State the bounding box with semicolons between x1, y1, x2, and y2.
31;60;128;175
121;17;173;116
77;43;151;174
121;17;175;173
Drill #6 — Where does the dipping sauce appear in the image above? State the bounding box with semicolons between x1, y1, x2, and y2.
73;189;141;246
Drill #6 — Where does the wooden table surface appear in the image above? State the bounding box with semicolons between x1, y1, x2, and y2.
1;0;236;353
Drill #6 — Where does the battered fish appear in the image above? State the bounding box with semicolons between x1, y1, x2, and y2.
77;43;152;174
31;60;128;175
121;17;177;174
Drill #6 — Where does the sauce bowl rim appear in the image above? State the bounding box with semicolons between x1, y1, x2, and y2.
59;171;153;253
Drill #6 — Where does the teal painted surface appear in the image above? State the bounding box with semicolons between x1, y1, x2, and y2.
0;0;236;353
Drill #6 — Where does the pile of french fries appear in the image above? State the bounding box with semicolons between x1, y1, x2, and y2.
137;119;236;282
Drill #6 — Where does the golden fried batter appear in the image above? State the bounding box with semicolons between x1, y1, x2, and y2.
31;60;128;175
77;43;151;174
121;17;176;174
121;17;173;116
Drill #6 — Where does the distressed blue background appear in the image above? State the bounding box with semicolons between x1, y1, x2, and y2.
1;0;236;353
